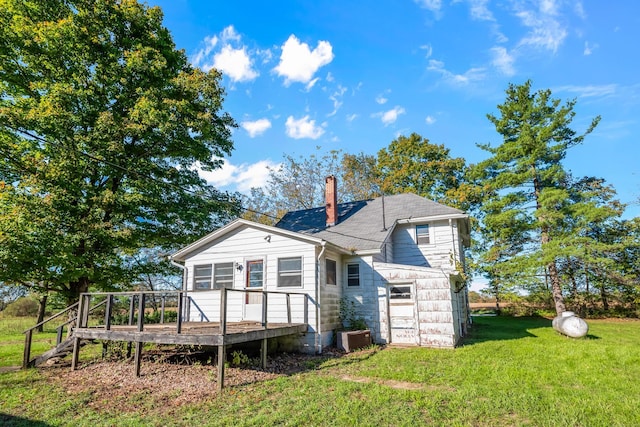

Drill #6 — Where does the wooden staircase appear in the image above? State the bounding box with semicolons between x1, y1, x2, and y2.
28;336;92;367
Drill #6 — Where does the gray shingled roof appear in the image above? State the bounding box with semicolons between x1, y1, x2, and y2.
276;193;465;252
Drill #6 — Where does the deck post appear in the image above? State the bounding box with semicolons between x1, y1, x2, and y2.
22;329;33;369
304;295;309;324
219;288;227;335
71;337;80;370
137;292;145;332
261;338;268;369
160;295;166;324
128;295;135;325
286;293;292;324
262;291;268;329
177;292;183;334
134;341;143;377
56;326;63;345
217;344;225;392
105;294;113;331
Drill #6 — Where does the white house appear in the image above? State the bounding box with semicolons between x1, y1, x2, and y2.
170;176;471;353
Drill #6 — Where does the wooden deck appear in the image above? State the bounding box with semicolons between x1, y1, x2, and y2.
73;321;308;346
25;289;311;391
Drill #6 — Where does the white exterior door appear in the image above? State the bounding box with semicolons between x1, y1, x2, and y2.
244;260;264;321
387;283;419;345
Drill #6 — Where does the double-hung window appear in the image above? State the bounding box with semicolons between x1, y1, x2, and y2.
416;224;430;245
193;265;212;290
347;263;360;287
213;263;234;289
278;257;302;287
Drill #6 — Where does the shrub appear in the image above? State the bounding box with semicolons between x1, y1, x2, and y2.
3;297;40;317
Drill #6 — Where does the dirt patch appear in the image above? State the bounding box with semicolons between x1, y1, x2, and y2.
40;351;338;414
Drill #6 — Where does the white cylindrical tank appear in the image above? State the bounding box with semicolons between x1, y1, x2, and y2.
552;311;589;338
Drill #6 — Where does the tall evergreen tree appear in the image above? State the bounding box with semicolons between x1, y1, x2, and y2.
474;81;600;315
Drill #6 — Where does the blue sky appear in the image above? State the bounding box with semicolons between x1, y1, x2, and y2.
149;0;640;219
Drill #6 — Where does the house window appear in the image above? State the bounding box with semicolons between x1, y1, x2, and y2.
246;260;264;304
193;265;212;290
213;263;234;289
347;263;360;287
389;285;412;300
246;260;264;288
278;257;302;287
326;259;336;285
416;224;430;245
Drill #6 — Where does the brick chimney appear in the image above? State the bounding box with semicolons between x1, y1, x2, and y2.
325;175;338;227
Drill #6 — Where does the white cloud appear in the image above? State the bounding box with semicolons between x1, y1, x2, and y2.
213;45;258;82
328;85;347;117
241;118;272;137
376;95;388;105
221;26;241;42
273;35;334;86
414;0;442;14
285;115;325;139
191;35;218;68
421;44;433;59
468;0;494;21
425;115;436;125
198;159;278;192
514;2;568;53
555;84;617;98
346;113;358;122
427;59;486;85
583;41;597;56
372;106;406;126
191;26;259;83
305;77;320;91
490;46;515;76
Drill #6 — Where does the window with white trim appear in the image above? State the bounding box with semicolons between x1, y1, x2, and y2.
326;259;336;285
278;257;302;287
213;263;234;289
193;265;212;290
347;263;360;287
416;224;430;245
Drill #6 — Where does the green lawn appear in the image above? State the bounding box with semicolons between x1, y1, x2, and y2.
1;315;639;426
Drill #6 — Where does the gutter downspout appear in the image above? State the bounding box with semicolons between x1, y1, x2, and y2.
315;242;326;354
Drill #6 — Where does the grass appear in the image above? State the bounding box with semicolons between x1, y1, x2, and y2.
1;315;639;426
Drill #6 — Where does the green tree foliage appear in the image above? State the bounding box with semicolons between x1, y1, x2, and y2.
0;0;238;304
376;133;468;209
474;81;603;315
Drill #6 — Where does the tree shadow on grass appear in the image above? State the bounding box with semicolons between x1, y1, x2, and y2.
462;315;552;346
0;413;52;427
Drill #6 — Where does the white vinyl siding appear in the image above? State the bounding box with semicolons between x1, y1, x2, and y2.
392;220;461;269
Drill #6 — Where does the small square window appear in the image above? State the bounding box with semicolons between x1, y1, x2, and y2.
416;224;430;245
347;263;360;287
